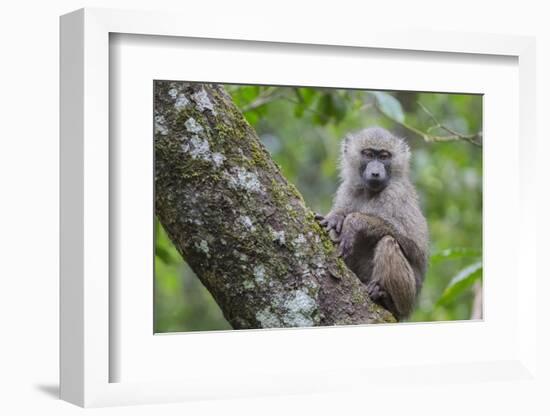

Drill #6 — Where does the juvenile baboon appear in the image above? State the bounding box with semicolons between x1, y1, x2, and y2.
318;127;429;320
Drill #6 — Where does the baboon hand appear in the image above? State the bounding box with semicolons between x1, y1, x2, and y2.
336;213;364;258
316;211;346;235
337;226;355;258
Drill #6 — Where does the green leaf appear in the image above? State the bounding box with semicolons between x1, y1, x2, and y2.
240;86;260;102
315;94;333;125
295;87;316;106
244;111;259;126
331;94;347;123
293;104;305;118
430;248;482;263
436;261;482;306
156;245;176;265
370;91;405;123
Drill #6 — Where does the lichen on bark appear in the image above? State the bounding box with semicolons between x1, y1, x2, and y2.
154;81;396;329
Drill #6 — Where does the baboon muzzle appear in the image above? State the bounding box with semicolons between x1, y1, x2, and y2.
363;160;388;191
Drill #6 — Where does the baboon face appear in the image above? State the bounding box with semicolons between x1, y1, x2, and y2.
341;127;410;192
360;148;392;192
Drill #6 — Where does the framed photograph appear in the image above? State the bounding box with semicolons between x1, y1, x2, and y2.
60;8;537;408
151;81;482;333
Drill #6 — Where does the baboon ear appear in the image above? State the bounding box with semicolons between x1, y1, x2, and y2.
399;137;411;157
342;133;352;154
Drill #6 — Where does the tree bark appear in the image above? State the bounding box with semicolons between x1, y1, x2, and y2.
154;81;396;329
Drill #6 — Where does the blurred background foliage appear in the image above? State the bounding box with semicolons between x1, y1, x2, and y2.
155;84;483;333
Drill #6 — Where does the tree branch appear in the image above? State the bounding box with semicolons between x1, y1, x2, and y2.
373;99;482;146
154;81;395;329
417;101;483;146
240;87;282;112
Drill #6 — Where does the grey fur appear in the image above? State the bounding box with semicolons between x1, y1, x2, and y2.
321;127;429;319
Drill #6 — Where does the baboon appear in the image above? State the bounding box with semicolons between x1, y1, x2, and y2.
317;127;429;320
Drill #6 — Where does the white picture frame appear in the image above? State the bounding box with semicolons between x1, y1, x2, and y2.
60;7;537;408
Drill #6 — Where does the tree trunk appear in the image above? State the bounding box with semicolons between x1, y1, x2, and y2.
154;81;395;329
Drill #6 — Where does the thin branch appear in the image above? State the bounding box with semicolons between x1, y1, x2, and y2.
241;87;283;112
373;100;482;146
471;281;483;320
417;101;482;146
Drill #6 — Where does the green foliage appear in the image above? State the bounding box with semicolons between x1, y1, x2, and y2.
430;248;481;263
436;261;482;307
370;91;405;122
155;84;483;331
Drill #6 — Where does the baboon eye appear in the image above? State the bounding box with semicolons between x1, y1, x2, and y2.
361;149;375;158
379;151;391;160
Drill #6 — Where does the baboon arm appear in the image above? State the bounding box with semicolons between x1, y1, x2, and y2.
342;212;426;289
